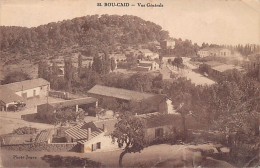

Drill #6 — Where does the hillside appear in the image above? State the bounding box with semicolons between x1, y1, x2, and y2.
0;15;169;61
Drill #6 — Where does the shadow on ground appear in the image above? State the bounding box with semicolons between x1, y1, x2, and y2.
41;155;103;167
21;113;49;124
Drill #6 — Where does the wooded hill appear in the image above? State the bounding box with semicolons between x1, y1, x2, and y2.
0;15;169;57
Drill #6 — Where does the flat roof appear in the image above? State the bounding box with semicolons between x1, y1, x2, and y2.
46;97;97;109
0;86;24;104
87;85;155;101
2;78;50;92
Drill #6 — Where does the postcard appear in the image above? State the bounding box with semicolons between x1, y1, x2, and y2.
0;0;259;167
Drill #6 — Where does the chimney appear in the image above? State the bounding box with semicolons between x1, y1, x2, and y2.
102;124;107;132
87;127;91;141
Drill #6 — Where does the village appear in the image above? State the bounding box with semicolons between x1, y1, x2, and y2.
1;35;260;167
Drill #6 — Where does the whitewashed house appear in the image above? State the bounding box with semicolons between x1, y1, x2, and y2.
2;78;50;99
139;49;159;60
160;39;175;50
136;60;160;71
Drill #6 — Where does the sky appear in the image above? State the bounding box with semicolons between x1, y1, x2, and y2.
0;0;259;45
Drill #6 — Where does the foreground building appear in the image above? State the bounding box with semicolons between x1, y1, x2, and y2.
64;112;185;153
0;78;49;111
0;86;24;111
65;120;118;153
87;85;175;114
1;78;50;99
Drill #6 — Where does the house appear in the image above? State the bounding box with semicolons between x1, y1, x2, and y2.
197;47;231;58
37;97;98;122
109;53;127;62
82;56;94;68
1;78;50;99
138;112;183;143
219;48;231;57
65;121;118;153
48;60;65;77
137;60;160;71
202;61;244;76
160;39;175;50
197;48;210;58
87;85;174;114
109;53;127;69
0;86;24;111
65;112;184;152
139;49;159;60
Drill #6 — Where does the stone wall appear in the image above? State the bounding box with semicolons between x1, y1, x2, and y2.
2;142;80;152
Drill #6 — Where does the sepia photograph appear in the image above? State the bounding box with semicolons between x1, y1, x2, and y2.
0;0;259;167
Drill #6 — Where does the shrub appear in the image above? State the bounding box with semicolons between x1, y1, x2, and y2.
13;127;37;135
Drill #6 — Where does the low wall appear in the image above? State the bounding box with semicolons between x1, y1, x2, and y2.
48;91;70;99
2;142;80;152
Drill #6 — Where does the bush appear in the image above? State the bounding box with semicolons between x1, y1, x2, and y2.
13;127;37;135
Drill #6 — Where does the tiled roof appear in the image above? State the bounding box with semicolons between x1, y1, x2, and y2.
2;78;50;92
87;85;155;101
35;129;54;143
65;122;103;144
0;86;24;104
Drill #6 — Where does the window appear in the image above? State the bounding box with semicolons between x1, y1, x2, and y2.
155;128;164;138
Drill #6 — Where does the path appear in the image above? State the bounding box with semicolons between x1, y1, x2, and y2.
165;57;215;86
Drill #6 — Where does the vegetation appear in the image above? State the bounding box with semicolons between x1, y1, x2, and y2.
172;57;184;69
112;111;146;167
2;71;31;84
13;127;37;135
51;107;85;125
0;15;169;61
41;155;102;167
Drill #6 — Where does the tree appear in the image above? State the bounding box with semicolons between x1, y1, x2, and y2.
172;57;183;69
92;56;103;74
2;71;31;84
78;54;82;75
64;58;74;92
50;62;60;89
112;111;146;167
111;57;116;72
